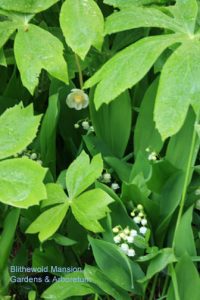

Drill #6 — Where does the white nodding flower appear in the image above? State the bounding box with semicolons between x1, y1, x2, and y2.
66;89;89;110
138;212;144;217
74;123;80;129
140;226;147;235
120;243;129;253
130;229;137;237
145;147;150;152
130;211;135;217
89;126;94;132
111;183;120;190
119;232;127;240
137;204;143;210
37;160;43;165
81;121;90;130
124;227;130;235
113;235;121;244
127;248;135;257
148;152;157;161
133;216;141;224
112;226;120;233
103;173;111;183
195;189;200;196
127;236;134;244
141;218;147;226
30;153;37;160
195;199;200;210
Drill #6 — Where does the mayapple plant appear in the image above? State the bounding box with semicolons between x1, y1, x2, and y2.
0;0;200;299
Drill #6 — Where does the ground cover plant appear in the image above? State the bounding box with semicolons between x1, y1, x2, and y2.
0;0;200;299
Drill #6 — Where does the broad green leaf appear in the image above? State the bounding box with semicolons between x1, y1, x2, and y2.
88;236;134;291
0;0;59;13
174;206;196;257
154;40;200;140
71;189;113;232
167;255;200;300
103;0;164;8
84;265;131;300
41;183;68;208
0;21;16;49
60;0;104;60
139;248;177;282
90;90;132;158
0;158;47;208
84;34;182;109
105;7;183;35
0;48;6;67
66;151;103;198
28;291;36;300
14;24;68;94
0;103;41;160
52;233;77;246
173;0;198;33
134;78;163;155
42;272;97;300
26;202;69;242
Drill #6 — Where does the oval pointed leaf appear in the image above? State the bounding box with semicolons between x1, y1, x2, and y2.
0;103;41;160
0;21;16;49
174;0;198;33
154;40;200;140
14;24;68;94
0;0;59;13
60;0;104;60
0;158;47;208
84;34;181;109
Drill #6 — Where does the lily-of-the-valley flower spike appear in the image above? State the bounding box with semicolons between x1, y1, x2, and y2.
66;88;89;110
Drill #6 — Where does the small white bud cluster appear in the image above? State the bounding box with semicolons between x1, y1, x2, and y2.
112;225;137;257
145;147;158;161
74;119;94;133
131;204;148;235
111;182;120;190
14;149;43;165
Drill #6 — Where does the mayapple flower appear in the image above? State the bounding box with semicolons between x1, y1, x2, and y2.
127;248;135;257
127;236;134;243
81;121;90;130
140;226;147;235
148;152;157;161
66;89;89;110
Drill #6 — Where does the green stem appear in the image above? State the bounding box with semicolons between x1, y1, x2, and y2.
172;113;199;247
74;53;83;89
161;275;169;297
169;264;180;300
149;274;158;300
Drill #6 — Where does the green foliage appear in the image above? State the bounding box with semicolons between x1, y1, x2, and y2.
0;0;200;299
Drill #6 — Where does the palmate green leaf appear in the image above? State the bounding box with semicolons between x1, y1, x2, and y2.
0;0;59;13
88;236;134;291
14;24;68;95
0;103;41;160
172;0;198;34
84;265;131;300
26;202;69;242
71;189;113;232
60;0;104;60
90;90;132;158
0;158;47;208
42;272;97;300
84;34;183;109
0;21;16;49
66;151;103;199
103;0;164;8
174;206;196;257
167;255;200;300
154;39;200;140
41;183;68;209
105;7;183;35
